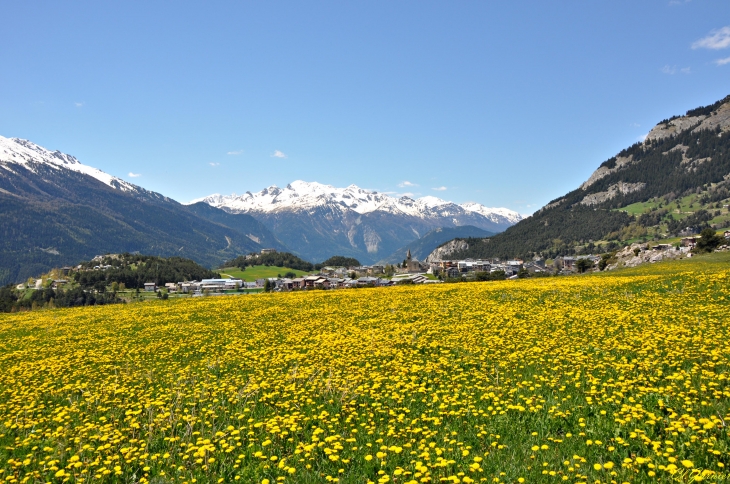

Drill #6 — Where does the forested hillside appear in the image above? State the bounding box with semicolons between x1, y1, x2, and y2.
74;254;219;290
446;95;730;260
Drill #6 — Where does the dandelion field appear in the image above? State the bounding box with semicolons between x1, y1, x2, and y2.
1;261;729;483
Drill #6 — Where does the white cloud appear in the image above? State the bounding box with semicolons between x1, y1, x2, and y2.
227;150;243;155
692;26;730;50
638;133;648;142
661;65;690;75
398;181;418;188
271;150;287;158
432;186;447;191
128;172;141;178
715;56;730;66
74;102;84;107
209;162;220;167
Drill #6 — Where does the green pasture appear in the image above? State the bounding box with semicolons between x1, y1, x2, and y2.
218;265;310;280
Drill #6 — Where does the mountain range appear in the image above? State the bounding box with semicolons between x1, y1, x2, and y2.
7;93;725;283
0;136;287;285
437;94;730;261
191;181;521;263
0;136;521;284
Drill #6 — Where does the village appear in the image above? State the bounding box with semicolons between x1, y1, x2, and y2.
18;230;730;297
137;249;553;296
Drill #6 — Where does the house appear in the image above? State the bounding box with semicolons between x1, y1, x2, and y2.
342;278;359;288
276;278;294;291
473;260;491;272
164;282;178;293
224;279;243;290
524;261;548;274
51;280;69;289
180;282;196;293
60;266;73;276
507;260;524;272
356;276;379;286
681;237;698;247
561;257;576;271
327;278;345;289
303;275;330;289
457;261;475;273
144;282;156;292
291;278;306;289
724;230;730;239
444;267;461;278
313;278;330;289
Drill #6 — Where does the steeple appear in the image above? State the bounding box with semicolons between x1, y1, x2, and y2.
406;249;412;261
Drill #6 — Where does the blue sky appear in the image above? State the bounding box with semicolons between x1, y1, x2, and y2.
1;1;729;214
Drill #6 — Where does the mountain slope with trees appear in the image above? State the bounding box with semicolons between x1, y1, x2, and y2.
441;94;730;261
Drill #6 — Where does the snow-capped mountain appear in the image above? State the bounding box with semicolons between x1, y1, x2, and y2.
0;135;285;284
191;181;523;263
0;136;140;193
192;180;523;225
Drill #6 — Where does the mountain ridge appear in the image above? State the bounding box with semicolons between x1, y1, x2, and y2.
435;94;730;262
191;181;523;264
191;180;523;225
0;136;285;284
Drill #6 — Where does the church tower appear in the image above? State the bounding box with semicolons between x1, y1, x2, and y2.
405;248;419;273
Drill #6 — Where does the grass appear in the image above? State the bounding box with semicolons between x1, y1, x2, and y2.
603;248;730;277
218;265;310;280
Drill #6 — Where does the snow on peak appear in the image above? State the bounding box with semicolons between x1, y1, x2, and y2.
190;180;524;223
461;202;524;224
0;135;139;192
